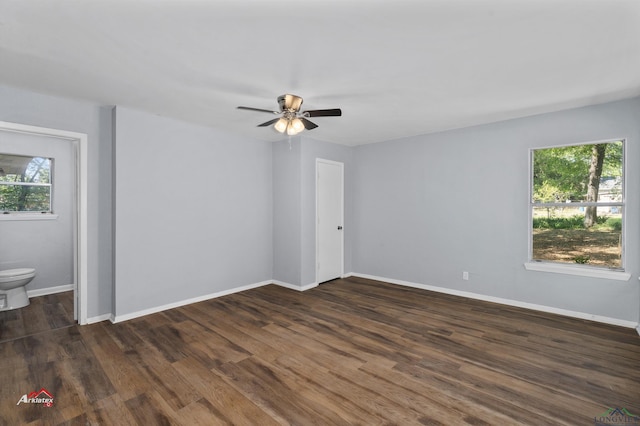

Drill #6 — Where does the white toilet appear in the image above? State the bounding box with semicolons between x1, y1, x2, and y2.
0;268;35;311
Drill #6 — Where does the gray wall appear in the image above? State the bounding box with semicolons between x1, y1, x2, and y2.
272;138;302;286
0;131;74;291
113;107;272;317
353;97;640;323
0;85;113;319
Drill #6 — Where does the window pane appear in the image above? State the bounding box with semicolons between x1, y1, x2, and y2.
0;155;51;184
0;185;51;212
0;154;52;212
532;141;623;203
532;206;622;268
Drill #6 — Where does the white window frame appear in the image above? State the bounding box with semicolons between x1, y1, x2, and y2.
524;138;631;281
0;153;57;220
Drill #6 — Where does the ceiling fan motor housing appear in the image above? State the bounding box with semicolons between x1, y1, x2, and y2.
278;94;303;112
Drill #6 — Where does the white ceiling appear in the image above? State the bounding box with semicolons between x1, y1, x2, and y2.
1;0;639;146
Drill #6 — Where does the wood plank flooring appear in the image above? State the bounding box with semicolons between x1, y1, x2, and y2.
2;277;639;425
0;291;75;343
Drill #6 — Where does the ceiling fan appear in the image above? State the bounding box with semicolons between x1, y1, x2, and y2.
237;94;342;136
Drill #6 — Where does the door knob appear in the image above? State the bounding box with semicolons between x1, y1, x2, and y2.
337;226;343;230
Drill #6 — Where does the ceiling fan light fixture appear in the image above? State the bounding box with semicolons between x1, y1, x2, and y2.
290;117;304;133
286;122;298;136
274;118;288;133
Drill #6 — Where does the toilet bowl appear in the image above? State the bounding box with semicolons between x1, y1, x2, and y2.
0;268;35;311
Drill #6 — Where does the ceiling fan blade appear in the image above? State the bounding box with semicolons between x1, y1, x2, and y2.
257;118;281;127
301;117;318;130
303;108;342;117
237;106;279;114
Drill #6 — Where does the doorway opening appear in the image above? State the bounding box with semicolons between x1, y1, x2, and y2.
0;121;88;324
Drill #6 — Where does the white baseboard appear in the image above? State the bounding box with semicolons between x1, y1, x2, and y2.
111;280;272;323
27;284;74;298
86;313;112;324
350;273;639;329
273;280;318;292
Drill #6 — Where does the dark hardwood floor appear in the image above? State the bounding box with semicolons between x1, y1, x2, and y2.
0;291;75;344
2;277;639;425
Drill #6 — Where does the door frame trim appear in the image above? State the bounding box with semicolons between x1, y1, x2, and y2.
0;121;88;324
315;158;344;284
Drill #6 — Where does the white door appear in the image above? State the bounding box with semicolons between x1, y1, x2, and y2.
317;159;344;283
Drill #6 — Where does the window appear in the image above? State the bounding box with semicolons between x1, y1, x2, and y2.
530;140;624;271
0;154;53;213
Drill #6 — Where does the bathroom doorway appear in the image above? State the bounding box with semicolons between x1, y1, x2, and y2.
0;121;87;324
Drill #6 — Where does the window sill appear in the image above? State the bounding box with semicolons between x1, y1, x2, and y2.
524;262;631;281
0;214;59;221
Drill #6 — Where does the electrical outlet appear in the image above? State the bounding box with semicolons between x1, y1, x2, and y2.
463;271;469;280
